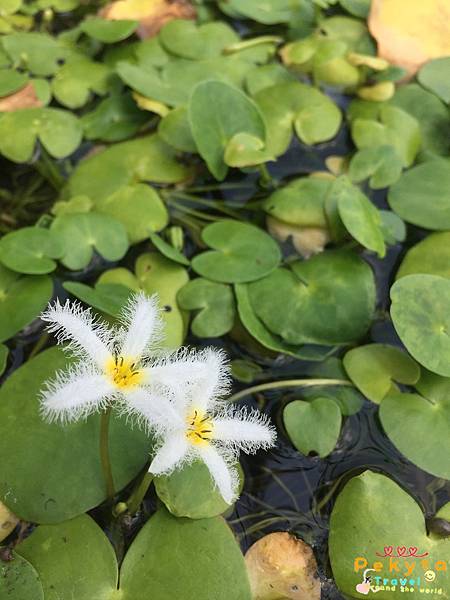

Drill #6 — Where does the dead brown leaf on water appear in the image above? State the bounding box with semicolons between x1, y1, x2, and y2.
369;0;450;77
100;0;196;39
0;82;42;112
245;532;321;600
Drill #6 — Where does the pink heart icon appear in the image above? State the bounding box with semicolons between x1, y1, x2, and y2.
408;546;418;556
397;546;407;556
384;546;393;556
356;583;370;595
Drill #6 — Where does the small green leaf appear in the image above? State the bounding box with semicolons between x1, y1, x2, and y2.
149;232;190;266
349;145;403;189
418;57;450;104
80;17;138;43
63;281;133;317
2;32;70;76
52;57;113;109
158;107;197;153
177;278;235;337
224;132;273;168
159;20;238;60
283;397;342;457
0;227;64;274
0;68;28;96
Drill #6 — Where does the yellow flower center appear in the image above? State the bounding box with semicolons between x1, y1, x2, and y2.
186;410;214;446
106;356;143;389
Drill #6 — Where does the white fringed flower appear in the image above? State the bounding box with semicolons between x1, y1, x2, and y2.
133;349;276;504
39;293;210;423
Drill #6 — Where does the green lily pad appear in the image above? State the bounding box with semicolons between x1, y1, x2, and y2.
396;232;450;280
349;145;403;189
219;0;298;24
192;220;281;283
96;184;168;244
343;344;420;404
154;460;240;519
0;68;27;96
234;283;334;361
63;281;133;317
254;82;342;155
51;212;128;271
63;134;191;202
332;176;385;257
51;57;113;109
418;57;450;104
0;553;43;600
0;108;82;163
189;80;266;180
119;508;251;600
2;32;70;76
379;210;406;245
0;227;64;274
0;347;151;523
391;274;450;377
16;515;117;600
81;93;148;143
224;132;274;168
283;397;342;457
158;106;197;153
245;63;295;96
0;264;53;343
388;159;450;230
247;250;376;345
0;343;7;375
80;17;138;43
51;195;93;217
177;278;235;337
380;369;450;480
329;471;450;600
149;232;190;266
159;20;238;60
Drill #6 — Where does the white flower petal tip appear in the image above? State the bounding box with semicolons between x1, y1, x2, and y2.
118;292;164;360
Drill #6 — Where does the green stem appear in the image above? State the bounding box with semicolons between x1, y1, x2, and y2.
258;164;275;188
34;150;65;190
126;471;154;514
228;378;352;403
100;408;115;501
168;192;243;220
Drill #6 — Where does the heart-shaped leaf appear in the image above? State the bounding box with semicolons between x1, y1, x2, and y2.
283;397;342;457
0;108;82;162
51;57;113;109
349;145;403;189
0;265;52;343
247;250;376;345
388;159;450;230
219;0;297;24
159;19;238;59
0;347;151;522
0;68;28;96
192;220;281;283
177;278;235;337
396;232;450;280
380;368;450;480
0;227;64;274
390;274;450;376
81;17;138;42
329;471;450;600
343;343;420;404
2;33;70;76
63;281;133;317
158;106;197;153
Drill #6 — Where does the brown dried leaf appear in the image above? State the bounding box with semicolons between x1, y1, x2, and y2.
100;0;196;39
245;532;321;600
0;82;42;112
0;500;18;543
369;0;450;77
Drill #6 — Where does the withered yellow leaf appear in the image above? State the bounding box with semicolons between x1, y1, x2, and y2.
0;82;42;112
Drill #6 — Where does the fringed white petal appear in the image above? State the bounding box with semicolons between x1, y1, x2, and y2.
196;444;238;505
40;366;116;423
40;300;112;368
148;432;189;475
118;292;163;361
184;347;232;412
121;386;184;433
212;408;276;454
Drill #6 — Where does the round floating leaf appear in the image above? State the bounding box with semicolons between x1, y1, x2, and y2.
2;33;70;76
159;20;238;60
119;508;251;600
388;159;450;229
380;369;450;480
80;17;138;42
149;232;190;266
177;278;235;337
0;343;7;375
0;553;44;600
97;184;168;244
219;0;297;24
64;134;191;202
0;108;82;163
247;250;376;345
234;283;334;361
349;145;403;189
0;347;151;522
189;80;266;180
158;106;197;153
396;232;450;280
155;460;240;519
329;471;450;600
0;68;28;96
63;281;133;317
343;343;420;404
51;57;113;109
418;57;450;103
0;227;64;274
391;274;450;376
192;220;281;283
16;515;117;600
0;265;52;343
283;397;342;457
333;176;385;257
224;132;274;168
51;212;129;271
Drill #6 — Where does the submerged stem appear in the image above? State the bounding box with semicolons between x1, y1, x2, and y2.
99;408;115;501
228;378;353;403
126;471;154;515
